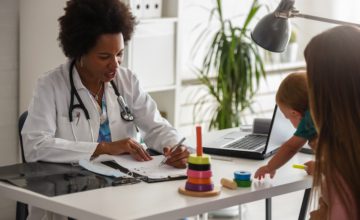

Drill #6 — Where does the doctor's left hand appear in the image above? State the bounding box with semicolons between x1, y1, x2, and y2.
93;138;152;161
163;145;190;168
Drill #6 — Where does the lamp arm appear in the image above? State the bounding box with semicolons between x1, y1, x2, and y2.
294;13;360;27
274;9;360;27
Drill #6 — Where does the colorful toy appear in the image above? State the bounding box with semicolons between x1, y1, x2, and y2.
233;171;252;187
178;126;220;197
292;164;307;170
220;178;237;190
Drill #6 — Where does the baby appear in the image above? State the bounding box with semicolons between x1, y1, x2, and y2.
255;71;316;180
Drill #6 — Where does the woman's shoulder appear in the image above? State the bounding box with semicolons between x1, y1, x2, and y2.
115;66;139;83
37;62;69;85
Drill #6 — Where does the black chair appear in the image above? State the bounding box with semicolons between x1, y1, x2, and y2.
18;111;28;163
17;111;76;220
16;111;28;220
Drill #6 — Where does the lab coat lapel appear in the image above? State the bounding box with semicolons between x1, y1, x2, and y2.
71;66;100;141
106;81;123;140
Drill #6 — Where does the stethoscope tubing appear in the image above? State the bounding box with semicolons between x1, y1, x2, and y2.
68;59;137;142
68;59;135;122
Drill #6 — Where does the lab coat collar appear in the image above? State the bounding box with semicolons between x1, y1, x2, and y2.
64;59;90;91
68;61;117;93
71;65;88;91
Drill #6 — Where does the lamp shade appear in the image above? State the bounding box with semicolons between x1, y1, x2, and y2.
251;13;291;52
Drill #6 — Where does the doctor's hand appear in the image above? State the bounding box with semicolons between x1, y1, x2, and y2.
94;139;152;161
163;145;190;169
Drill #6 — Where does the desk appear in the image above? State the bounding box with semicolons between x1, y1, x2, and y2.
0;129;313;220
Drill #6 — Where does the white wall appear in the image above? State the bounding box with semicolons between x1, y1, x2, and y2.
19;0;67;112
0;0;19;219
176;0;360;136
1;1;359;218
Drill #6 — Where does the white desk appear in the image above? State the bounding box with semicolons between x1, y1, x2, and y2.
0;129;313;220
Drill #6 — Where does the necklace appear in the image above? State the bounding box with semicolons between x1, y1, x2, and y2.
89;83;103;102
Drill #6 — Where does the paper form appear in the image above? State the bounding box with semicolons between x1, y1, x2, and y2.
94;154;186;179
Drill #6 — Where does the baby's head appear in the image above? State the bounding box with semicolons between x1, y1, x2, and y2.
276;71;308;128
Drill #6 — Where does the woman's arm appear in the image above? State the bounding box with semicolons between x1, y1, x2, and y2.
128;72;181;152
126;71;190;167
22;70;98;163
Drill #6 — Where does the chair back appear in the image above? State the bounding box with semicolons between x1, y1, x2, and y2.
18;111;28;163
17;111;29;220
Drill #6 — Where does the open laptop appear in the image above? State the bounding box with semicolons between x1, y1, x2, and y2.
203;105;295;160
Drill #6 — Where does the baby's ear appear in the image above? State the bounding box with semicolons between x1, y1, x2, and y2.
291;110;302;117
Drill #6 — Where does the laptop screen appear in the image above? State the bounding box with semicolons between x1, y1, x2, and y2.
262;105;296;154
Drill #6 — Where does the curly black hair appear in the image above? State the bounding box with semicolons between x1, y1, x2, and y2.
58;0;135;59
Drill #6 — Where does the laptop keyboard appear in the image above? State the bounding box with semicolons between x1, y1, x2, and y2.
224;134;267;150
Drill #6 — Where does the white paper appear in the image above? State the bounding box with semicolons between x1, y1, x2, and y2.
94;154;186;179
79;159;129;178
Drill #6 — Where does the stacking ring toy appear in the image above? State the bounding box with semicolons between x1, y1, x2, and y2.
234;171;251;180
185;182;214;192
234;179;252;187
187;169;212;178
188;163;211;171
187;177;212;185
188;154;211;165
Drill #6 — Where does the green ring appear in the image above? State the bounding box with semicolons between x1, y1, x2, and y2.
233;179;252;187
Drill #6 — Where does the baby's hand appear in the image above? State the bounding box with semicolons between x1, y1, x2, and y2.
304;160;315;175
254;165;276;180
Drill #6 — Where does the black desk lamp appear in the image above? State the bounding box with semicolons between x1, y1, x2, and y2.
251;0;360;52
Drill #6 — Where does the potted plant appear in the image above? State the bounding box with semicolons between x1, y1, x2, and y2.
192;0;266;130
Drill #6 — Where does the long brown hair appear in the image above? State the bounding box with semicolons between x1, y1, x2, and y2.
305;25;360;219
276;71;308;115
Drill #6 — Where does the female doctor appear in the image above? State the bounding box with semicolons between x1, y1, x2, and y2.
22;0;190;169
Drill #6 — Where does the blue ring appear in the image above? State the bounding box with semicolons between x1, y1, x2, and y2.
234;171;251;180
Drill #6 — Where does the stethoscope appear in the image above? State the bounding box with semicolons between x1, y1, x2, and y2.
68;59;136;142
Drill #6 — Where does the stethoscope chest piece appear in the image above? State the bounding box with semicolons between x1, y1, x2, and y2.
69;60;135;123
121;111;134;121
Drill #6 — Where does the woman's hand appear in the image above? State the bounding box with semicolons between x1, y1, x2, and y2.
163;145;190;168
94;138;152;161
254;165;276;180
304;160;315;175
308;138;318;150
309;196;328;220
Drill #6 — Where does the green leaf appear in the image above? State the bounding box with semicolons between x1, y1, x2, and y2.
192;0;266;130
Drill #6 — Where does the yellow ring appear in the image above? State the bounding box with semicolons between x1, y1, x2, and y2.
188;154;211;165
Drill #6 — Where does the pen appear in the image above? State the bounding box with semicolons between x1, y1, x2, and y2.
292;164;307;170
75;112;80;126
159;137;186;166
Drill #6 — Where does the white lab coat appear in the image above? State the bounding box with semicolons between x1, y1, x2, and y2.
22;60;181;163
21;60;181;219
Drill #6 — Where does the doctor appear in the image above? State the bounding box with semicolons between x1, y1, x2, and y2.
22;0;190;168
23;1;192;218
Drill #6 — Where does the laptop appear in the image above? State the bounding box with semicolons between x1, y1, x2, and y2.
203;105;295;160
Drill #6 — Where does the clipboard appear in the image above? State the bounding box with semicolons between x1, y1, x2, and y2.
102;160;186;183
98;155;187;183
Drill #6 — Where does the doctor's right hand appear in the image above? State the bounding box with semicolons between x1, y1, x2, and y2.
93;138;152;161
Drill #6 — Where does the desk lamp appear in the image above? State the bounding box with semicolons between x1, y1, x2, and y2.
251;0;360;52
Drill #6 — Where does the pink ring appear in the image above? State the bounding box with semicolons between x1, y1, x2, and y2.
187;169;212;178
